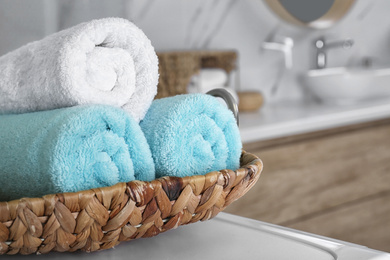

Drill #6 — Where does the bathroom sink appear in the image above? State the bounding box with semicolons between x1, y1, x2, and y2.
302;67;390;104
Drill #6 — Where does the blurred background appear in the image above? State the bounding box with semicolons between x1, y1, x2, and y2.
2;0;390;101
1;0;390;253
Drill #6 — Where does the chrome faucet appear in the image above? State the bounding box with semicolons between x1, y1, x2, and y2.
262;36;294;69
261;36;294;95
315;37;354;69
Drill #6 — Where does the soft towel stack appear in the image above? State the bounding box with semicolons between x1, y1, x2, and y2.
0;18;242;202
0;18;158;201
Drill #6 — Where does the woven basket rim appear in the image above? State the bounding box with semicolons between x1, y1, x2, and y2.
0;150;262;255
2;150;261;205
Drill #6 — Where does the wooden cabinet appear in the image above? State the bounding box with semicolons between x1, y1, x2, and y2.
225;119;390;252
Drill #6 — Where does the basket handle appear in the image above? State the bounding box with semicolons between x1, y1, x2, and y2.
206;88;239;126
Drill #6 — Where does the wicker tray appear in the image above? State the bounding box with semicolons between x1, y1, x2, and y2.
0;151;262;255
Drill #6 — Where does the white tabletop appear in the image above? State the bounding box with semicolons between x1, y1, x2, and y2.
239;98;390;143
7;213;389;259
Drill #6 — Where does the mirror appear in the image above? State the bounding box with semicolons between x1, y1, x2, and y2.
264;0;356;29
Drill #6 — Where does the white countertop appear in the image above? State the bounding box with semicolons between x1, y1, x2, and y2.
11;213;389;259
239;98;390;143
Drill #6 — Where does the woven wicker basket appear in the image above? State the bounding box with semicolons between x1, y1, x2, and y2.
156;50;238;99
0;151;262;255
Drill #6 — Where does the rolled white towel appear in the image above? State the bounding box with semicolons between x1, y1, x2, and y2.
187;68;238;104
189;68;228;91
0;17;158;122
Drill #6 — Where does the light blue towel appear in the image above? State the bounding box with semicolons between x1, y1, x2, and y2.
0;105;155;201
140;94;242;178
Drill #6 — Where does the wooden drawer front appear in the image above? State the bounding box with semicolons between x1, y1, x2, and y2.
225;122;390;252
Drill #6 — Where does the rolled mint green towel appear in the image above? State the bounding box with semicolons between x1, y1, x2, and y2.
0;105;155;201
140;94;242;178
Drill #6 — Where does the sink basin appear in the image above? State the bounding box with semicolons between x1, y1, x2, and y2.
302;67;390;104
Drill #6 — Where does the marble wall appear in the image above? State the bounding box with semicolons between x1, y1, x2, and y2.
1;0;390;102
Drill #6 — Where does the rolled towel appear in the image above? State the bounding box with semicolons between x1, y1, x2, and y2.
190;68;228;90
0;105;155;201
0;17;158;122
140;94;242;178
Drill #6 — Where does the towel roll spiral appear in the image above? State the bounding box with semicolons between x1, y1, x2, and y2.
140;94;242;178
0;105;155;201
0;18;158;122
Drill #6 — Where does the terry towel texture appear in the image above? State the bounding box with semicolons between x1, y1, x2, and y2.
0;17;158;122
140;94;242;178
0;105;155;201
